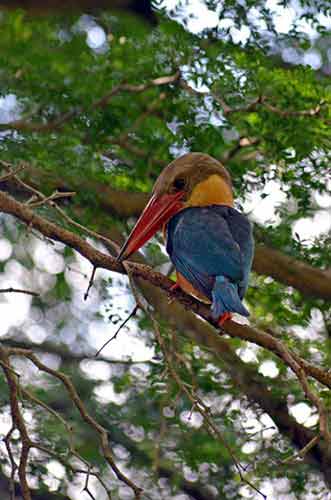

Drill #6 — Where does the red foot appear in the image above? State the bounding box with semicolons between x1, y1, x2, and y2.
169;282;180;292
218;312;233;326
168;281;180;304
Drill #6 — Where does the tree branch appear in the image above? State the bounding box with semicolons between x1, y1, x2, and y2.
0;160;149;219
2;185;331;483
180;79;325;118
0;72;180;134
0;287;39;296
0;346;32;500
253;245;331;301
1;338;151;365
6;347;143;499
1;160;330;301
0;189;329;390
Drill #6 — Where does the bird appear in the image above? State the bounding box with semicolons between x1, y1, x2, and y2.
117;152;254;325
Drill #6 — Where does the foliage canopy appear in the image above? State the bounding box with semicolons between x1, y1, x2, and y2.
0;2;330;499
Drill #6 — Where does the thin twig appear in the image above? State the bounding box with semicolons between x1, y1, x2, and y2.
0;287;39;297
143;309;266;500
0;71;180;134
82;465;96;500
32;442;112;500
221;323;330;443
180;78;325;118
27;190;76;208
12;350;143;499
84;266;97;301
2;338;151;365
0;163;27;182
95;304;138;357
281;435;320;464
0;346;32;500
3;426;18;500
0;187;330;394
222;136;260;162
0;159;121;255
121;262;266;499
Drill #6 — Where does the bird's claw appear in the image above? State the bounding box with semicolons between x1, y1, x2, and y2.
168;282;180;304
218;312;233;326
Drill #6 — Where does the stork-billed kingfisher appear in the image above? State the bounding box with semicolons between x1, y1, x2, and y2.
117;153;254;324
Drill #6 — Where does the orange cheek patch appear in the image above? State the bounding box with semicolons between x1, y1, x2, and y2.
186;174;234;207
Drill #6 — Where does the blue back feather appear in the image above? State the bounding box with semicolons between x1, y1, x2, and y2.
166;205;254;317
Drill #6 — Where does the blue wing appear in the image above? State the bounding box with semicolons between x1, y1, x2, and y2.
166;205;254;317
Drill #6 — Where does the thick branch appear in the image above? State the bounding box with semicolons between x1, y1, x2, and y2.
133;279;331;486
0;189;329;390
253;245;331;301
1;189;331;483
2;164;330;301
0;161;149;219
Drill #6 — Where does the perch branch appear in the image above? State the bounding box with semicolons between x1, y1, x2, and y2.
0;189;329;392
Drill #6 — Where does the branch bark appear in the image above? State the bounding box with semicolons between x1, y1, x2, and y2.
2;165;330;301
0;346;32;500
0;189;329;388
1;188;331;485
253;244;331;300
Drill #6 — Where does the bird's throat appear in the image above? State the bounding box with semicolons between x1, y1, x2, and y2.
186;174;234;208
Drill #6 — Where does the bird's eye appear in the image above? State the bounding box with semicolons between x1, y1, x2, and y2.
173;178;186;191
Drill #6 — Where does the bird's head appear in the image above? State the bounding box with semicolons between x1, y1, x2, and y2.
117;153;233;261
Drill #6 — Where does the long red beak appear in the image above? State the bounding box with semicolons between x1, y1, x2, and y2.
117;191;184;261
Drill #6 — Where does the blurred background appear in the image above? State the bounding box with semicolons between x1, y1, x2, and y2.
0;1;331;499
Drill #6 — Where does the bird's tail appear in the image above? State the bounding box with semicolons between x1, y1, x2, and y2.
211;275;249;319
